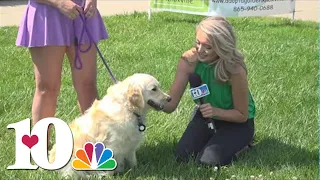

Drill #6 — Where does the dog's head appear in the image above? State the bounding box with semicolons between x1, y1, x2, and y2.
124;73;171;112
106;73;171;113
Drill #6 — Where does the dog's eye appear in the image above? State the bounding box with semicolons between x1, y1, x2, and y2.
152;87;157;91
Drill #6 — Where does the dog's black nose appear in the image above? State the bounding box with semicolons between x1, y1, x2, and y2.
167;96;172;102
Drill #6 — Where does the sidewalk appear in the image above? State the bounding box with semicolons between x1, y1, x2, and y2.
0;0;318;27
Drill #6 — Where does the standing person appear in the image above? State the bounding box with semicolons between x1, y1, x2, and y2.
16;0;108;140
163;16;256;167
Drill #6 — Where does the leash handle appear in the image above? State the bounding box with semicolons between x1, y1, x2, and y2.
73;13;118;84
73;37;83;69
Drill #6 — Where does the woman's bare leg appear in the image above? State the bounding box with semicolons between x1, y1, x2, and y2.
66;43;98;114
29;46;66;144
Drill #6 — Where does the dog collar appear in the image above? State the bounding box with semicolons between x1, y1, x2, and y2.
133;112;146;132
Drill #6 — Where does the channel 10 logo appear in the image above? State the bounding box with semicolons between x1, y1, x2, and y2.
190;84;210;100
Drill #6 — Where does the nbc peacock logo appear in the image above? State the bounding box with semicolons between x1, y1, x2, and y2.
72;142;117;171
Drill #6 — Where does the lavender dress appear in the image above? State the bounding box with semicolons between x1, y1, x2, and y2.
16;0;108;47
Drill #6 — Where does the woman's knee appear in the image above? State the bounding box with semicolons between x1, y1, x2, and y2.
196;145;232;167
73;80;97;93
36;80;61;97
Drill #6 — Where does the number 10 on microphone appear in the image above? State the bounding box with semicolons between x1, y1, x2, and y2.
190;84;210;100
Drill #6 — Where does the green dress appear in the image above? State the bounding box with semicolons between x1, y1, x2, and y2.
193;62;256;120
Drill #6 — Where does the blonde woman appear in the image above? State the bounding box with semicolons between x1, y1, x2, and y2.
163;16;256;167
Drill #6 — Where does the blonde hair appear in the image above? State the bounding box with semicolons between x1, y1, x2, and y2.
196;16;247;83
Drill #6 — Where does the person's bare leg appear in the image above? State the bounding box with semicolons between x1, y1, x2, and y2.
66;43;98;114
29;46;65;144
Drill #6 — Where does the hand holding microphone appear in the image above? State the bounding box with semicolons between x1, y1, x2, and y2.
188;73;216;131
198;103;218;119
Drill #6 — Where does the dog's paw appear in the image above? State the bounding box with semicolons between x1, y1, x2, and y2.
127;161;137;169
115;162;125;173
99;170;115;177
126;152;138;169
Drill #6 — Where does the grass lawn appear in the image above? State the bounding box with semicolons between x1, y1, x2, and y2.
0;12;318;180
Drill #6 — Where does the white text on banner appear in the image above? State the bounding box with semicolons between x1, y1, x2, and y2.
150;0;295;17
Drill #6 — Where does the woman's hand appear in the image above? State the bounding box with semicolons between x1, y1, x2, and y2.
199;103;218;119
84;0;97;18
56;0;83;19
181;47;199;65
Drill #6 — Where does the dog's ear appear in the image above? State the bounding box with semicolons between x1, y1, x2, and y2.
127;83;144;109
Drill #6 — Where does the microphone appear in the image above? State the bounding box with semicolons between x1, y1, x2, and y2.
188;73;216;131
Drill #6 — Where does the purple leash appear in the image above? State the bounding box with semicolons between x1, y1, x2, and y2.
72;11;118;84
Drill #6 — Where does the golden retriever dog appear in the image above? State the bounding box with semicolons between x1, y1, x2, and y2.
48;73;171;179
